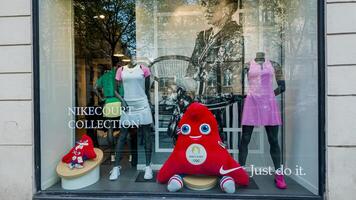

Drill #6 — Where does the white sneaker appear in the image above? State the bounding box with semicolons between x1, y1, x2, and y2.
109;166;121;181
144;166;153;180
74;164;83;169
68;163;74;169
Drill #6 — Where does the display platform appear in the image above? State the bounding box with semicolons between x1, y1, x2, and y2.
183;176;218;191
49;163;314;196
56;148;104;190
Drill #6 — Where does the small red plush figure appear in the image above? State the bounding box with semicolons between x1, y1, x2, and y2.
157;102;249;193
62;134;96;169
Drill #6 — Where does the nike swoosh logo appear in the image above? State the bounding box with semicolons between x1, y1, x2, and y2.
219;166;243;175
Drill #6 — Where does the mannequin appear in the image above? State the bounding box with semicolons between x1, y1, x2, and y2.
109;60;154;181
239;52;287;189
94;58;125;155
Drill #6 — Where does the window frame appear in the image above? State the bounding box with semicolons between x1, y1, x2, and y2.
32;0;326;199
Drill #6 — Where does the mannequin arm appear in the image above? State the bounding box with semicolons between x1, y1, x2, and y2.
271;61;286;96
242;63;250;96
145;77;151;102
274;80;286;96
94;84;105;102
114;81;128;107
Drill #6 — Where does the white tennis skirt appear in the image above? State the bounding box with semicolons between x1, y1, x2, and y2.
121;98;153;125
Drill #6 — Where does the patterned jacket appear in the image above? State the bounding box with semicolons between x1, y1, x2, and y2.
186;20;244;98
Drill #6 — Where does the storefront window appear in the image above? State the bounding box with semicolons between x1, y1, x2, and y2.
38;0;320;197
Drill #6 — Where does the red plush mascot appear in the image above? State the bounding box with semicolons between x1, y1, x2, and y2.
157;102;249;193
62;134;96;169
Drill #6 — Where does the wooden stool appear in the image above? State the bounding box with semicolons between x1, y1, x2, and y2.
183;175;218;191
56;148;104;190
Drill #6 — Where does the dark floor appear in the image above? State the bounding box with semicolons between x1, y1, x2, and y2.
47;160;315;197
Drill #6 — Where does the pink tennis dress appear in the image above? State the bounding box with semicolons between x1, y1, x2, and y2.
241;60;282;126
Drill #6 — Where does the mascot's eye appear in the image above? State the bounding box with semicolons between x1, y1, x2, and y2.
181;124;191;135
199;124;211;135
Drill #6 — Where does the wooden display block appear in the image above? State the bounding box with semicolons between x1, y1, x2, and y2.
56;148;103;190
183;175;218;191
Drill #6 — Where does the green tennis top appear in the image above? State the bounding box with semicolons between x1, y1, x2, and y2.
96;68;124;103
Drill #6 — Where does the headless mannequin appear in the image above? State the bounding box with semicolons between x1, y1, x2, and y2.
239;52;285;170
94;63;126;162
114;62;153;168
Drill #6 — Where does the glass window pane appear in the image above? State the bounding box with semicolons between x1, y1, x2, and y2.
39;0;320;197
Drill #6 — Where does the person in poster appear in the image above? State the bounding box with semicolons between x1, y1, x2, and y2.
185;0;244;137
186;0;244;97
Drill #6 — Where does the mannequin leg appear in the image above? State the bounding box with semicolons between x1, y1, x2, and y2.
107;121;115;146
141;124;153;180
109;127;129;180
265;126;281;170
129;128;138;167
238;126;254;166
265;125;287;189
139;128;144;145
114;127;129;167
107;121;116;163
141;125;152;166
86;128;98;147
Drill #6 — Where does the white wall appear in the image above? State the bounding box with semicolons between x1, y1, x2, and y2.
39;0;74;190
326;0;356;199
0;0;33;200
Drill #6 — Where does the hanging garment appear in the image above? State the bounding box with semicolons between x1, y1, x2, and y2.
241;59;282;126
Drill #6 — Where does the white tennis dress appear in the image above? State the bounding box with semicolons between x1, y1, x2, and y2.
116;64;153;125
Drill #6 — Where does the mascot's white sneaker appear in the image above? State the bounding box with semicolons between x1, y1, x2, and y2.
220;176;236;193
167;175;183;192
74;164;83;169
144;165;153;180
109;166;121;181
